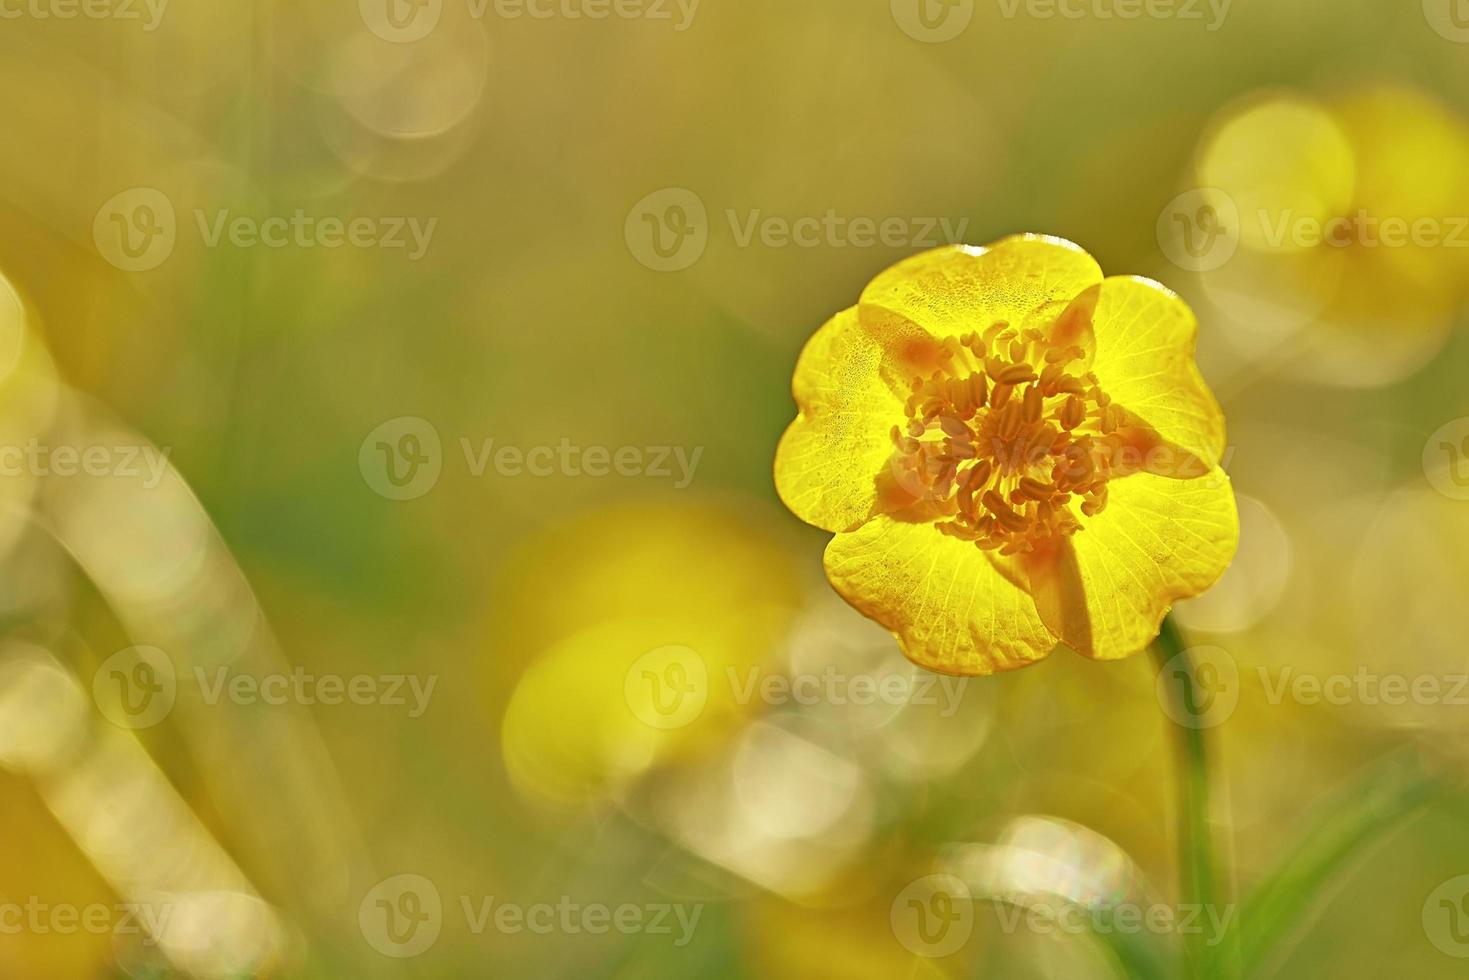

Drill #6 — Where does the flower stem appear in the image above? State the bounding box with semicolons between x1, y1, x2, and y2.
1151;614;1233;980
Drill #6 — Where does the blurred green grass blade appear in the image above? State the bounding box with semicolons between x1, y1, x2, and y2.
1086;907;1176;980
1238;752;1449;978
971;900;1174;980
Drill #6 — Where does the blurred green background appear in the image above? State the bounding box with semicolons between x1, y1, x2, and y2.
4;1;1469;977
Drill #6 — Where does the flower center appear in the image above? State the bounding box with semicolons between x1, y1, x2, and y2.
887;320;1125;555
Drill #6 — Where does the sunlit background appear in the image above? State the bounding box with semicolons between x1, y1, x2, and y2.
4;1;1469;977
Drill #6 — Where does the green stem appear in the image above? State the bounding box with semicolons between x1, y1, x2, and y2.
1150;614;1233;980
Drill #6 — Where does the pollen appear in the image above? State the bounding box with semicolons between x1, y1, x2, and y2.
889;321;1121;555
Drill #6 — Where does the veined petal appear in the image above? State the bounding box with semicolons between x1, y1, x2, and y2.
775;307;904;532
1084;276;1228;467
823;516;1058;675
1046;471;1239;661
858;236;1103;339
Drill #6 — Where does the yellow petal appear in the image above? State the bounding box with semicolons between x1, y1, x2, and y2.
858;235;1102;339
774;307;908;532
1084;276;1227;467
1048;471;1239;661
823;516;1057;675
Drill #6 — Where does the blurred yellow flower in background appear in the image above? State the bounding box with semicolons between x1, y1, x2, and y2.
1193;84;1469;386
774;236;1238;675
498;498;803;807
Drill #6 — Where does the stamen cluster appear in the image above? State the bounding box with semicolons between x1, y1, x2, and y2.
888;320;1127;555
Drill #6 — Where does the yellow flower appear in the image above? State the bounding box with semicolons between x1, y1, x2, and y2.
774;235;1238;675
1192;85;1469;386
